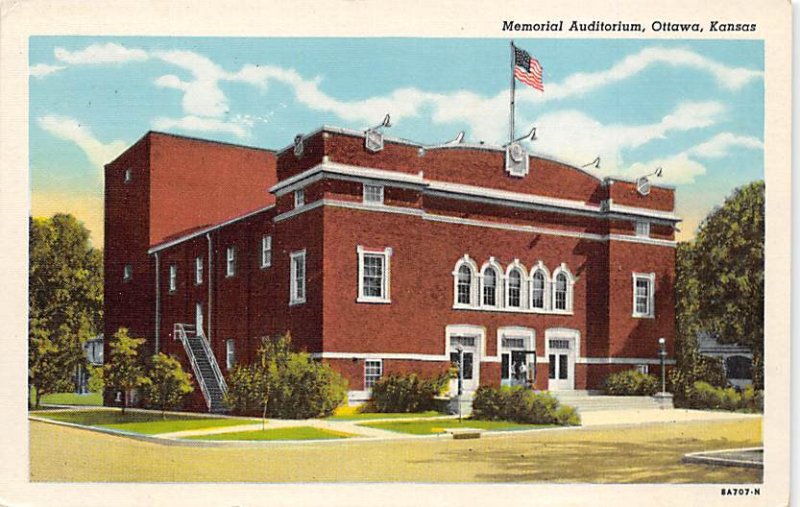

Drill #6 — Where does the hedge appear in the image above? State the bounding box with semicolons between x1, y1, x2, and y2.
369;373;448;413
602;370;659;396
471;386;580;426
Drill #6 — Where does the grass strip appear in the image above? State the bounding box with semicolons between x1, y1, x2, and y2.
360;418;553;435
184;426;353;441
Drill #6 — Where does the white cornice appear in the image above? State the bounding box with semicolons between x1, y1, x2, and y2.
270;161;426;196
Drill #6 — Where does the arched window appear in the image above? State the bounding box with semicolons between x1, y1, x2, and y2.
452;255;478;308
457;265;472;305
551;264;574;312
482;267;498;306
507;269;522;308
531;270;546;309
554;273;568;310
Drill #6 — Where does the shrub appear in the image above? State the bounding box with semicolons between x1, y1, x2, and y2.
224;334;347;419
669;349;728;406
141;353;194;416
369;373;448;413
471;386;580;426
684;381;762;412
602;370;659;396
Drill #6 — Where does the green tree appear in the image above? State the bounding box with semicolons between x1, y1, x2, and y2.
674;181;764;389
104;328;148;413
29;214;103;408
141;353;194;417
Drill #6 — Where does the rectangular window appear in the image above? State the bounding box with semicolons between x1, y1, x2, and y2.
548;354;556;379
364;359;382;389
195;256;203;285
635;221;651;238
363;184;384;204
169;264;177;293
632;273;655;317
226;339;235;370
123;264;133;281
636;364;649;375
294;189;305;208
226;246;236;277
261;235;272;268
357;246;392;303
124;168;132;183
290;250;306;305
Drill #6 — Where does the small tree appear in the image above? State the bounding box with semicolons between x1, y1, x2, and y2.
104;328;148;413
141;353;194;417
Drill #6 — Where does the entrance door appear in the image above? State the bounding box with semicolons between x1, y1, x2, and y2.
450;335;479;393
548;338;575;390
195;302;204;336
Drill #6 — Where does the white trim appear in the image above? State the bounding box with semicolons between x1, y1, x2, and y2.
452;254;479;308
289;249;307;306
168;264;177;293
313;351;675;365
356;245;392;304
362;183;385;205
504;260;528;310
544;328;580;390
529;261;550;311
260;234;273;269
225;246;236;278
607;234;677;247
194;256;203;285
363;358;383;389
577;357;676;365
270;161;426;196
147;204;276;254
551;263;575;313
225;339;235;371
605;201;680;222
272;197;678;248
479;258;504;309
632;272;656;318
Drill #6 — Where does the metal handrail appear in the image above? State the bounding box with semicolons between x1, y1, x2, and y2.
173;323;212;410
195;326;228;393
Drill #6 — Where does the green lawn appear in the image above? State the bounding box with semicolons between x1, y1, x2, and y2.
361;418;554;435
32;409;256;435
327;410;444;421
30;391;103;407
184;426;354;441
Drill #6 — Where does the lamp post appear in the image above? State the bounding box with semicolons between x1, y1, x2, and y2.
456;344;464;423
658;337;667;394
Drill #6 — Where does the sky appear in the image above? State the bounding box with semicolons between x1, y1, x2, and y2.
29;37;764;246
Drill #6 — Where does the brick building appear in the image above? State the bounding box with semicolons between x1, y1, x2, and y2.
104;126;678;411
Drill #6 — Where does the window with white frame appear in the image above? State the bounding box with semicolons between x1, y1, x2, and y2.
294;189;305;208
635;221;651;238
195;256;203;285
290;250;306;305
357;246;392;303
632;272;655;318
551;265;574;312
123;264;133;282
456;265;472;305
124;168;132;183
482;266;499;307
507;268;522;308
364;359;382;389
531;270;546;309
261;235;272;268
226;339;235;370
169;264;177;293
363;184;384;204
226;246;236;277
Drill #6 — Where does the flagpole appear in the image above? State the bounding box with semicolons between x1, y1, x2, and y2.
509;41;516;145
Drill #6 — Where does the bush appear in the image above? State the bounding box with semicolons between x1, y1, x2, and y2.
471;386;580;426
369;373;448;413
684;381;762;412
224;334;347;419
140;353;194;416
602;370;659;396
669;348;728;406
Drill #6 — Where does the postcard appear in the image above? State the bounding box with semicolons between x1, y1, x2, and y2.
0;0;791;506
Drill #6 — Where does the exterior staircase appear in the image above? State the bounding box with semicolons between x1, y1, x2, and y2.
553;391;665;413
174;323;228;413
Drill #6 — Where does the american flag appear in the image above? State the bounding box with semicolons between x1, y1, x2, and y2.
513;45;544;92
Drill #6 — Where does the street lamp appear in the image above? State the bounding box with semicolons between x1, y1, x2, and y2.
456;344;464;423
658;337;667;394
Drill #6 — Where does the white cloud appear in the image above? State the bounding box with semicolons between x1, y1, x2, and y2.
152;115;253;139
29;63;65;78
688;132;763;158
37;115;127;171
54;43;149;65
526;101;724;179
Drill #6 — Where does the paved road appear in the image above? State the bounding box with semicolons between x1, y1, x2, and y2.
30;417;762;483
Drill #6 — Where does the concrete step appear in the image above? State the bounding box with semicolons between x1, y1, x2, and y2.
552;393;662;413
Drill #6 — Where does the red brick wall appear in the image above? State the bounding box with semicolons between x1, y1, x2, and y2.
608;179;674;211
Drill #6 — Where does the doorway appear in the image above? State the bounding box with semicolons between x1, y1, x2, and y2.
547;337;575;390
